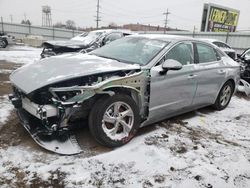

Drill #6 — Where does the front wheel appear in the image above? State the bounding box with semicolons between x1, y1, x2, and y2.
89;94;140;147
213;81;233;110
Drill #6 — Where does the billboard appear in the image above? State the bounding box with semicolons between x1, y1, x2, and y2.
201;3;240;32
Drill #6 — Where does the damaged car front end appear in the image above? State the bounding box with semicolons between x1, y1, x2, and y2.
10;70;148;154
9;42;153;154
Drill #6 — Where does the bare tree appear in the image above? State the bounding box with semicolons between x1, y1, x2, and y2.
108;22;117;28
53;22;66;29
21;19;31;25
65;20;76;30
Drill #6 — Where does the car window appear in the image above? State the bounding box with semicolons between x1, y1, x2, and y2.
196;43;217;63
245;50;250;56
91;37;168;65
103;33;123;44
213;41;231;49
158;43;193;66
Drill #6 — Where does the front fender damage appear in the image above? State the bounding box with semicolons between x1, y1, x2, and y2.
50;70;149;116
20;70;150;155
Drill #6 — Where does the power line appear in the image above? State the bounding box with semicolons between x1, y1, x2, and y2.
163;9;170;34
101;10;162;20
102;0;163;16
171;13;200;23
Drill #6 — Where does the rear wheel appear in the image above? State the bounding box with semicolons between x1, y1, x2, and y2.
89;94;140;147
213;81;233;110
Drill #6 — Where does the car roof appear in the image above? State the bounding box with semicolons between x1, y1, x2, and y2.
126;34;229;50
129;34;195;42
198;38;225;44
90;29;133;35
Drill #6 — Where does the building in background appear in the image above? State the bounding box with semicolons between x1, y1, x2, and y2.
201;3;240;32
123;23;182;32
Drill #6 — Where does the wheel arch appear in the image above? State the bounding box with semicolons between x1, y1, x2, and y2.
213;78;235;104
226;78;236;92
102;86;142;111
80;86;145;120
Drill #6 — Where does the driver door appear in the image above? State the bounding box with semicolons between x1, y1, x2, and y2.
148;42;198;122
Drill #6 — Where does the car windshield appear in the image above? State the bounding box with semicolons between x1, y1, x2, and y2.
90;37;168;65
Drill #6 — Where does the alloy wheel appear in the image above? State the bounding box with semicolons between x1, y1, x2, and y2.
220;85;232;107
102;101;134;140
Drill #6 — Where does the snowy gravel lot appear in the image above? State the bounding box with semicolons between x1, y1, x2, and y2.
0;45;250;188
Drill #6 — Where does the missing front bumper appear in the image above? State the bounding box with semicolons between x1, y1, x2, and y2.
16;108;82;155
9;94;83;155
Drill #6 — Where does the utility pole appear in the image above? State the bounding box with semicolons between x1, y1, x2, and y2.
95;0;101;29
1;17;4;32
163;9;170;34
24;13;27;21
10;14;13;23
192;25;196;38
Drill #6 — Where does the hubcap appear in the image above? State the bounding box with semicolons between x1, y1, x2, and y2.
220;85;232;107
102;101;134;140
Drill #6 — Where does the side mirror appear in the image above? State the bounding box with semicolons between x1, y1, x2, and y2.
161;59;183;74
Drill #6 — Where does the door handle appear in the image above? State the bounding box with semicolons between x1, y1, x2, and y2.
188;74;197;79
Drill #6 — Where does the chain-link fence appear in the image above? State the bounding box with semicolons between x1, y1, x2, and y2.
1;19;250;53
1;21;82;41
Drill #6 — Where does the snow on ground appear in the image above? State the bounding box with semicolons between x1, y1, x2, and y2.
0;45;41;64
0;96;250;188
0;69;13;74
1;45;250;187
0;95;13;128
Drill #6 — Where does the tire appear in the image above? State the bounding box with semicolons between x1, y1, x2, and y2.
0;39;7;48
213;81;233;110
89;94;140;147
2;38;8;48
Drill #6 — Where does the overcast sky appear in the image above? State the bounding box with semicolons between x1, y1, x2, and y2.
0;0;249;31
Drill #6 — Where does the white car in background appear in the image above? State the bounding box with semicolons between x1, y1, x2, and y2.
0;32;15;48
70;32;88;41
41;29;133;58
199;38;237;60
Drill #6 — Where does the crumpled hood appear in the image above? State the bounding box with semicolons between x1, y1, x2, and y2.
10;53;141;94
43;40;90;49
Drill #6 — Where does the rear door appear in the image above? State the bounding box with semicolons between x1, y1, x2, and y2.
192;42;226;105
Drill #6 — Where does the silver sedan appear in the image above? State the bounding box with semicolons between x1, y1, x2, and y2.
9;34;240;154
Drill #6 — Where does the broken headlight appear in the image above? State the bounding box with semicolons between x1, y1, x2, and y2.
51;89;83;102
